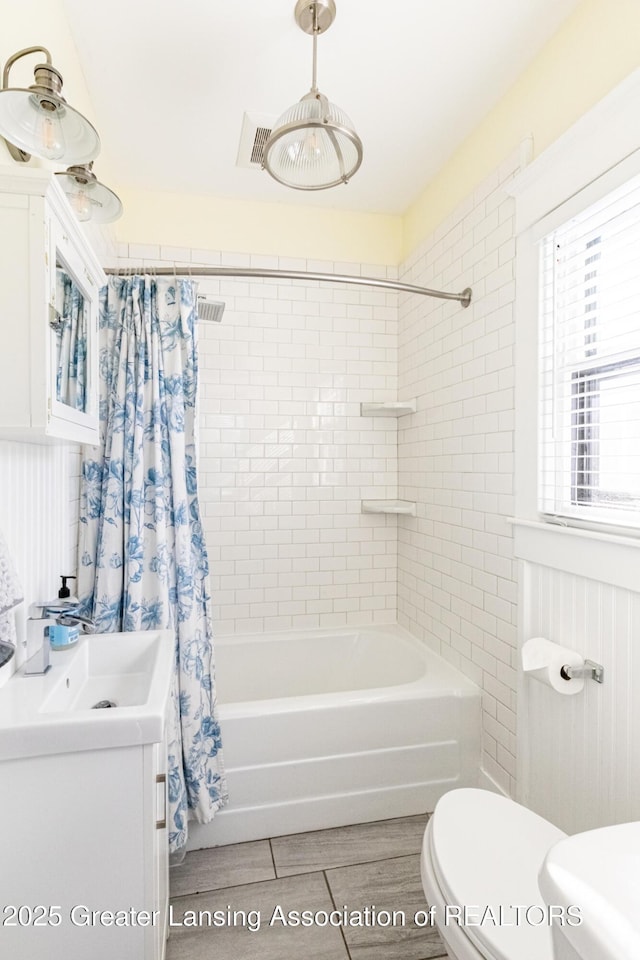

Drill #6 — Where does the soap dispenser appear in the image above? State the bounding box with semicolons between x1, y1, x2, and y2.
48;575;80;649
58;575;77;600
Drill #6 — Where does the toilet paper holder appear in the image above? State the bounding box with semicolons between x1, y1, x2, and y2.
560;660;604;684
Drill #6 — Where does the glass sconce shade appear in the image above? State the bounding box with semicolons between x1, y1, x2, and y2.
0;90;66;159
263;92;362;190
0;88;100;164
0;50;100;164
55;165;123;223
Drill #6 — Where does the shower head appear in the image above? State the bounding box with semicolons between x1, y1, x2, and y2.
197;296;225;323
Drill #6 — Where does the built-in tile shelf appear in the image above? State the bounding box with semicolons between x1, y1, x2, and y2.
360;400;416;417
361;500;417;516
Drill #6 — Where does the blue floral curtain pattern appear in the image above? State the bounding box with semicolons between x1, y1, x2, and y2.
78;275;227;851
55;269;87;411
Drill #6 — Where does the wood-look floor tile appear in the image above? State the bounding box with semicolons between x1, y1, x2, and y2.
170;841;275;898
325;853;447;960
271;814;429;877
166;871;349;960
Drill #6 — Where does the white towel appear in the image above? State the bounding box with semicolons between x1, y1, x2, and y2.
0;527;23;650
0;526;22;615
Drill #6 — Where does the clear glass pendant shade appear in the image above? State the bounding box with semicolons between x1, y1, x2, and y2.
263;93;362;190
0;88;100;164
55;168;123;223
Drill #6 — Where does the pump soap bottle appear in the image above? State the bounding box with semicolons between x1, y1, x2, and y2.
48;575;80;649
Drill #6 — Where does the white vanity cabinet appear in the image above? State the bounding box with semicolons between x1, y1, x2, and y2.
0;731;169;959
0;167;105;444
0;629;174;959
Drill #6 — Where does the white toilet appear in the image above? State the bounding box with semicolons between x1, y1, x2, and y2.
420;788;640;960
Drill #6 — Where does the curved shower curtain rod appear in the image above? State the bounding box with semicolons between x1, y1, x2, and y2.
104;265;472;307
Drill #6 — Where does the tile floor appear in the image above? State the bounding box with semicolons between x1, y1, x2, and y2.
167;813;447;959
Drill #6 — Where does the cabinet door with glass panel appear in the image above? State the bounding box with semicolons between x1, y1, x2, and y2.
0;168;104;444
47;204;102;442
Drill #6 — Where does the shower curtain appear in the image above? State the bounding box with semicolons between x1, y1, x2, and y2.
77;275;227;852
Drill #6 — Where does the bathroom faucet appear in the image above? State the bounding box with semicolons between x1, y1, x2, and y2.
24;603;56;676
56;612;96;633
24;603;96;676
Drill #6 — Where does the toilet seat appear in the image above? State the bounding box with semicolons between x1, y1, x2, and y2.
425;788;566;960
421;820;489;960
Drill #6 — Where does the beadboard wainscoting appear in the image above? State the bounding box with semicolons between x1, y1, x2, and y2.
0;440;81;681
518;560;640;836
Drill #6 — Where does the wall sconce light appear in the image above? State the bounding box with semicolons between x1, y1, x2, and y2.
262;0;362;191
0;45;100;164
55;163;122;223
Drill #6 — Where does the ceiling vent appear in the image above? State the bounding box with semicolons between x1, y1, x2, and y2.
236;112;277;170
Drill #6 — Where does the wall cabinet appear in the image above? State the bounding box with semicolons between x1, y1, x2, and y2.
0;168;105;444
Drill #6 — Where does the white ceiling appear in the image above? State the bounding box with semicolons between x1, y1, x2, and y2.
61;0;581;215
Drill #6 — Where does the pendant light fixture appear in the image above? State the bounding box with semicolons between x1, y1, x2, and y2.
0;46;100;164
55;163;123;223
262;0;362;191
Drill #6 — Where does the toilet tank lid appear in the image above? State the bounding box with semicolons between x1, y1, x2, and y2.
539;820;640;960
429;789;566;960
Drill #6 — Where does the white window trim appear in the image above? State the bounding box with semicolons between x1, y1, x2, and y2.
506;66;640;578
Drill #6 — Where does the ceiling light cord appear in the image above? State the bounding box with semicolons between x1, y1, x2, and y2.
311;5;319;92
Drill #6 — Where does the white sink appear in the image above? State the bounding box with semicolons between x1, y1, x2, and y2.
40;631;164;712
0;630;174;760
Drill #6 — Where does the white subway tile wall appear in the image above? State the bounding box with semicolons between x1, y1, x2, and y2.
116;250;401;635
397;152;521;795
116;155;520;788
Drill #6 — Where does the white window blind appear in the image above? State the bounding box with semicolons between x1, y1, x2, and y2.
539;173;640;529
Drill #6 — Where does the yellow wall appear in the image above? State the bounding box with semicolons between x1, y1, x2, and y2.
403;0;640;258
113;0;640;264
116;188;403;266
3;0;640;265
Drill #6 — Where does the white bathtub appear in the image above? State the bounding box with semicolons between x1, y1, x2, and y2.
187;624;481;849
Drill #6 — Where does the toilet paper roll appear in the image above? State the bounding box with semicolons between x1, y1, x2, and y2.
521;637;585;695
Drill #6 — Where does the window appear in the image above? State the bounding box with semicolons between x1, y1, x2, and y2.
539;173;640;529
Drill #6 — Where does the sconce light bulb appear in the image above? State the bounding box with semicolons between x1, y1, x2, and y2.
69;185;91;221
30;98;66;160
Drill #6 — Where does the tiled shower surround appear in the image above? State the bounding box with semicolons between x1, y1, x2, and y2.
201;267;401;635
117;152;520;793
398;152;520;795
117;249;401;635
